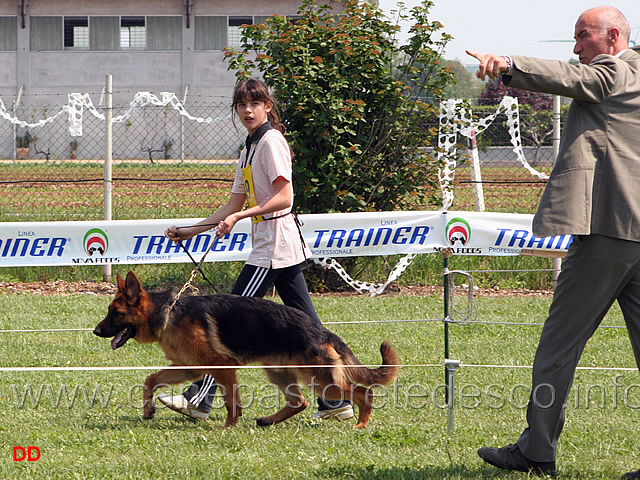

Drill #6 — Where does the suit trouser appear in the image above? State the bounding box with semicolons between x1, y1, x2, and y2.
517;234;640;462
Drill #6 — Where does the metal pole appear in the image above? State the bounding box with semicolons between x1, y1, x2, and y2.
12;104;17;164
181;85;188;163
445;359;461;435
551;95;562;289
443;254;450;400
12;86;24;164
103;74;113;282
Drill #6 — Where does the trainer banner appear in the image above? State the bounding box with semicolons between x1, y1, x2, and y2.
0;211;571;267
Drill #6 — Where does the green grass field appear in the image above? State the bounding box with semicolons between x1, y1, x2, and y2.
1;291;638;479
452;166;552;214
1;161;549;221
0;161;236;221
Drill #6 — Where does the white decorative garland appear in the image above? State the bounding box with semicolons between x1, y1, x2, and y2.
1;92;230;137
0;97;71;130
438;96;549;211
312;253;418;297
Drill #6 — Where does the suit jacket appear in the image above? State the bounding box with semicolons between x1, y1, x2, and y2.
505;50;640;241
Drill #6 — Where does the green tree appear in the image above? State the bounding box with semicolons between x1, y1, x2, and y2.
224;0;455;213
442;59;484;100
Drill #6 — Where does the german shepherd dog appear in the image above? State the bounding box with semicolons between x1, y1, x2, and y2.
94;271;400;428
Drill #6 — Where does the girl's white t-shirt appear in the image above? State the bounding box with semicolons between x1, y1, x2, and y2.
231;129;311;268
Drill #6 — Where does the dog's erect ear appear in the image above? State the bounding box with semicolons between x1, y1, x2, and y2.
123;271;143;305
116;272;126;292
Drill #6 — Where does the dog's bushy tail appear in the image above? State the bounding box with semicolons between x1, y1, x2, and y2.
346;341;400;387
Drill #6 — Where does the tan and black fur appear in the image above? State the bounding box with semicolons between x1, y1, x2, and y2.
94;271;400;428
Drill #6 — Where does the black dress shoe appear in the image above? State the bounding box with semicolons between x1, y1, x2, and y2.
478;443;557;476
622;469;640;479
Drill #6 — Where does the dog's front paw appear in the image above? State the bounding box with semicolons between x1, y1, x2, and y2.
223;417;239;428
143;405;156;419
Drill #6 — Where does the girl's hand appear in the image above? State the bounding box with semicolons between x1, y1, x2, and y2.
217;214;239;237
165;225;193;244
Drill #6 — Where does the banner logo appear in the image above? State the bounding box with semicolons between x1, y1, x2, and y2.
84;228;108;256
446;217;470;246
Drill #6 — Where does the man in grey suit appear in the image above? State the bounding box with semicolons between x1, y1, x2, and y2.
467;6;640;478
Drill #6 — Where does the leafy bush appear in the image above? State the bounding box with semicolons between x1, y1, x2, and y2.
224;0;455;213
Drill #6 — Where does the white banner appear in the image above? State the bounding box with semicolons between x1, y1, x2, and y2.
0;211;571;267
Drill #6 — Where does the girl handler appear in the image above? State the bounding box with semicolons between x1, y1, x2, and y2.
161;78;353;422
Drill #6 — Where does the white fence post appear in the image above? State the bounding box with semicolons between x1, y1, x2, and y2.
468;129;485;212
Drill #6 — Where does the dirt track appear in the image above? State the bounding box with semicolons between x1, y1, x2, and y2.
0;280;553;298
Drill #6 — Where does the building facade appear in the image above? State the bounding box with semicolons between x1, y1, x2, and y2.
0;0;332;105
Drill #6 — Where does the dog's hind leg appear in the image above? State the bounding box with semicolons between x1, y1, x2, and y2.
349;385;374;429
256;369;307;427
314;380;373;428
143;367;203;419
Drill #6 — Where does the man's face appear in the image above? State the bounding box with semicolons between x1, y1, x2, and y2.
573;13;610;64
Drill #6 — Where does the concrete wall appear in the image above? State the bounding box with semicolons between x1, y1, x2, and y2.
1;0;365;160
1;0;331;104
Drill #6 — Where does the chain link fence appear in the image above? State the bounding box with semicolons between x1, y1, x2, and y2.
0;95;563;224
1;95;243;222
451;144;553;214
